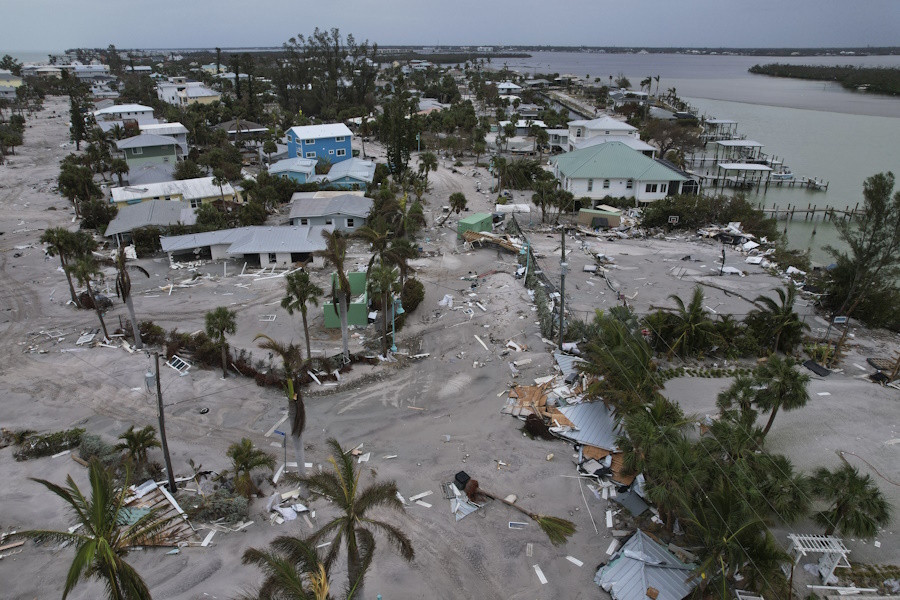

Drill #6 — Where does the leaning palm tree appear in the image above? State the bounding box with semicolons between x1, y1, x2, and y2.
113;245;149;350
281;271;323;360
811;463;892;538
438;192;468;226
293;438;414;600
205;306;237;378
316;230;352;363
226;438;276;499
665;286;718;359
115;425;160;476
67;253;110;340
255;334;307;477
752;285;809;353
41;227;82;306
367;264;399;357
753;354;810;439
212;168;228;203
354;218;393;276
18;459;173;600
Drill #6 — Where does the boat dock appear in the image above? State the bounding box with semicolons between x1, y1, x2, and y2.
761;202;861;221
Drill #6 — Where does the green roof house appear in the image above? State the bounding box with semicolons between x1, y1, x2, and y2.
551;141;688;205
324;271;368;328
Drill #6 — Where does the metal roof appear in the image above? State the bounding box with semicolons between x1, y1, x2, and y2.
160;228;252;253
568;115;637;132
715;139;764;147
110;177;233;204
116;134;179;150
288;123;353;140
554;352;586;378
705;118;737;125
595;530;696;600
315;158;375;184
552;142;687;182
126;163;176;186
717;163;772;172
556;401;620;450
289;194;373;220
269;157;317;176
93;104;153;116
215;119;268;134
139;122;188;136
572;136;656;153
105;200;196;237
226;225;331;255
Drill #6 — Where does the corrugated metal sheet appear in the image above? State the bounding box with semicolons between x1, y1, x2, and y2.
116;134;178;149
139;122;188;136
556;402;620;450
269;157;316;176
227;225;330;254
595;530;695;600
316;158;375;184
288;122;352;140
160;228;251;253
552;142;687;182
110;177;233;204
289;195;373;220
106;200;196;237
554;352;586;378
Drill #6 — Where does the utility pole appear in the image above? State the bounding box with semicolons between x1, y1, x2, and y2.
153;352;177;493
559;227;566;350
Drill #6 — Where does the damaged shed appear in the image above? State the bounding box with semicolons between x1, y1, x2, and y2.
595;529;696;600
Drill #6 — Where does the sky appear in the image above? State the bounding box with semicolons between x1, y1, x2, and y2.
2;0;898;53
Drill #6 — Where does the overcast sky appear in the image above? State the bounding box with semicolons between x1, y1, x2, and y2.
2;0;898;52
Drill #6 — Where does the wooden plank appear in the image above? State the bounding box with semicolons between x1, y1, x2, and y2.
0;540;25;552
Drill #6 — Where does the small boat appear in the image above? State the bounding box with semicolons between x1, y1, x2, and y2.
771;169;793;181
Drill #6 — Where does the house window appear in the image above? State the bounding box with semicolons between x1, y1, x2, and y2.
645;183;658;193
305;139;315;144
305;152;316;158
335;136;345;142
605;130;610;135
626;179;633;189
660;184;667;193
329;150;334;155
132;147;142;155
336;149;346;157
587;179;593;192
575;128;582;138
325;218;333;225
268;253;277;263
299;218;309;225
190;199;202;208
346;218;355;228
603;179;610;189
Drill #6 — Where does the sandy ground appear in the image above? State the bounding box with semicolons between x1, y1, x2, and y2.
0;98;897;599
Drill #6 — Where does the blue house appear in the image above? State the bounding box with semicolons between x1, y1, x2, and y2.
268;157;317;184
287;123;353;164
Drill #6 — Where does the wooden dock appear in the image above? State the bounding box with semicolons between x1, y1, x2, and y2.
761;202;861;222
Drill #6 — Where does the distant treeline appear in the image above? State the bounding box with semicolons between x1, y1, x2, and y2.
375;52;530;64
749;63;900;95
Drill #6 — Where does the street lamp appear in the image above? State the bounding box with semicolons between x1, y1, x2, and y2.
390;297;405;353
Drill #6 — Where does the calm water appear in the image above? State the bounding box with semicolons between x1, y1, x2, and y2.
499;52;900;262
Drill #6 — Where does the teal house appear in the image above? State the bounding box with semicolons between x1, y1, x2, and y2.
324;271;368;328
116;134;181;169
314;158;376;191
269;157;317;184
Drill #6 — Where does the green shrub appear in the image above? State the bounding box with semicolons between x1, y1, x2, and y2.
401;278;425;313
185;488;249;524
14;428;85;461
79;433;119;467
132;226;162;257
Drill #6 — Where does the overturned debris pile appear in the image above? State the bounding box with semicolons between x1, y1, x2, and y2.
462;230;525;253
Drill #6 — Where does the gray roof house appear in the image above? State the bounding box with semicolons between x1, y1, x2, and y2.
313;158;376;190
105;200;196;241
288;193;373;230
160;225;331;268
595;530;696;600
116;133;182;169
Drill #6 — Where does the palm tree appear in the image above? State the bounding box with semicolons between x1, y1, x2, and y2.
255;334;307;478
473;139;486;166
640;76;652;94
18;459;173;600
438;192;467;226
367;264;399;357
212;168;228;204
205;306;237;378
67;254;110;340
642;437;704;531
295;438;414;600
227;438;276;499
393;196;425;240
242;534;372;600
354;218;393;275
754;355;810;439
41;227;87;306
109;158;129;186
281;271;323;360
115;425;160;475
752;285;809;353
664;286;718;359
417;151;437;187
716;374;759;425
811;463;892;537
316;230;351;363
744;452;811;525
653;74;661;97
113;245;149;350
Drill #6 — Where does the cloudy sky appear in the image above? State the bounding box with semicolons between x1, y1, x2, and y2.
2;0;897;52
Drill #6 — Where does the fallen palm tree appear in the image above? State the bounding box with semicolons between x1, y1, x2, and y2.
464;478;576;546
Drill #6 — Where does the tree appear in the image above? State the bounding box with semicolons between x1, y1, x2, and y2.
173;159;204;180
263;139;277;164
754;354;810;439
113;245;149;350
367;264;399;357
316;230;352;362
212;168;228;204
41;227;93;306
0;54;23;76
68;254;110;340
295;438;413;599
205;306;237;378
811;463;891;537
438;192;467;226
69;94;86;151
18;459;172;600
115;425;160;475
472;139;486;166
109;158;129;186
750;284;808;353
417;151;437;186
662;286;718;358
58;162;101;215
825;172;900;361
226;438;275;499
281;271;323;359
378;91;417;175
195;203;228;230
643;119;700;159
215;47;222;74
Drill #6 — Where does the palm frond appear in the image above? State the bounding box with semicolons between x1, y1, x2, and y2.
534;515;576;546
360;518;414;561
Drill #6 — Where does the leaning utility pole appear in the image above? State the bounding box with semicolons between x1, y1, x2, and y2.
559;227;567;351
153;352;177;493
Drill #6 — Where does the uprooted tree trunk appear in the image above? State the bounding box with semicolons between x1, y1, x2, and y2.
464;479;575;546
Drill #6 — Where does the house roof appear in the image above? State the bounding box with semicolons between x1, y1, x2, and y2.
499;120;547;129
110;177;233;203
161;225;331;255
93;104;153;116
497;81;522;90
215;119;269;134
715;139;764;148
269;157;317;176
594;530;696;600
315;158;375;184
288;123;353;140
289;194;373;220
126;163;176;185
105;200;196;237
569;115;637;132
139;122;188;136
556;401;620;450
552;142;687;182
572;136;656;153
180;86;218;98
116;134;179;150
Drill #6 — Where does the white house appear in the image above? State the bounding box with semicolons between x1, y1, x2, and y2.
288;194;373;230
567;115;639;151
160;226;330;268
496;81;522;95
139;122;189;154
92;104;156;125
551;142;687;205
